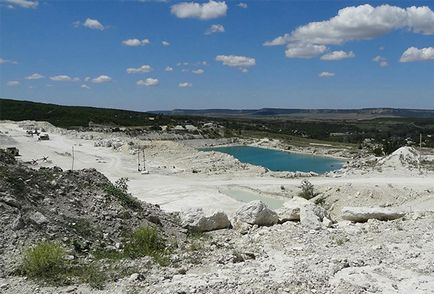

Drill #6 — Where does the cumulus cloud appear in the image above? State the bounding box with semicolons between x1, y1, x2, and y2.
373;55;388;67
50;75;79;82
165;66;174;72
319;72;335;78
215;55;256;69
4;0;38;9
285;43;327;59
238;3;247;9
7;81;20;86
137;78;159;87
264;4;434;58
400;46;434;62
192;69;204;74
0;57;17;64
178;82;192;88
126;64;153;74
206;24;224;34
320;50;355;61
81;84;91;89
263;34;290;46
92;75;112;83
171;1;227;20
162;41;170;46
83;18;105;30
25;73;44;80
122;38;150;46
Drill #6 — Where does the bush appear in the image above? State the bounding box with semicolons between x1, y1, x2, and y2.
124;226;168;264
104;177;142;209
298;180;315;200
22;241;66;279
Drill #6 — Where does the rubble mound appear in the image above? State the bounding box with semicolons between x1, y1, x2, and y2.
0;150;183;277
378;146;420;169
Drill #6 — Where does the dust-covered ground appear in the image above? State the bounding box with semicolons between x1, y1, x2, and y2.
1;120;434;293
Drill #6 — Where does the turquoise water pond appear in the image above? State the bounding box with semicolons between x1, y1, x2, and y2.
201;146;343;173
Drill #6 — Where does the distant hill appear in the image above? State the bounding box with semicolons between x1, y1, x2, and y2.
0;98;158;127
155;108;434;119
1;98;434;129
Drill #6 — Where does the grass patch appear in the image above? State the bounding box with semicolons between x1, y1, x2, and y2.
124;226;168;264
22;241;66;280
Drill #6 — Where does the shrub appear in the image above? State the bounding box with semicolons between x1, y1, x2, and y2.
22;241;66;279
104;177;142;209
124;226;166;261
298;180;315;200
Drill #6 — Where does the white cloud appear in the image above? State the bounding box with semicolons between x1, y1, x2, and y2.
373;55;388;67
84;77;91;82
165;66;174;72
171;1;227;20
4;0;38;9
319;72;335;78
137;78;159;87
265;4;434;58
122;38;150;46
206;24;225;34
126;64;153;74
216;55;256;68
178;82;192;88
92;75;112;83
83;18;105;30
263;34;290;46
162;41;170;46
0;57;17;64
192;69;205;74
25;73;44;80
238;3;247;9
81;84;91;89
50;75;79;82
285;43;327;59
320;50;355;61
400;46;434;62
7;80;20;86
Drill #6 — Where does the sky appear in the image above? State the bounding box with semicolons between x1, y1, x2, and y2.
0;0;433;111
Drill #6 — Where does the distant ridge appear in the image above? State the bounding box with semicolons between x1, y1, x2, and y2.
152;107;434;119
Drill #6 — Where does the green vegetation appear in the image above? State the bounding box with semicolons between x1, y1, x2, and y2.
104;177;142;210
21;226;169;288
22;241;66;280
298;180;316;200
124;226;169;265
2;98;433;149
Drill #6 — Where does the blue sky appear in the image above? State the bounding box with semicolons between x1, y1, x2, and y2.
1;0;433;111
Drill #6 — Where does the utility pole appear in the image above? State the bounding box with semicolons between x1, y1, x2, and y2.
137;151;141;171
420;133;422;148
142;149;146;171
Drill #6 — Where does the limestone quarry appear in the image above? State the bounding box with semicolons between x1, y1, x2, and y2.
1;121;434;293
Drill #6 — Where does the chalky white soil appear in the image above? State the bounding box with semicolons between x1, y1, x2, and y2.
1;121;434;293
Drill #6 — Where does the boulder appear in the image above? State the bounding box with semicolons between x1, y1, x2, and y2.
342;207;405;222
277;197;312;223
180;208;231;232
234;200;278;226
300;203;327;230
28;211;49;226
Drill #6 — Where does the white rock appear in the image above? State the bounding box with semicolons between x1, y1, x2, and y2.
277;197;311;223
234;200;278;226
180;208;231;232
300;203;327;230
28;211;49;226
342;207;405;222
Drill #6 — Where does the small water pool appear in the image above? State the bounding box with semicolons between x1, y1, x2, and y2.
219;186;284;209
201;146;343;173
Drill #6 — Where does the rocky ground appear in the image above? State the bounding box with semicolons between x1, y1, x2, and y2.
0;121;434;293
